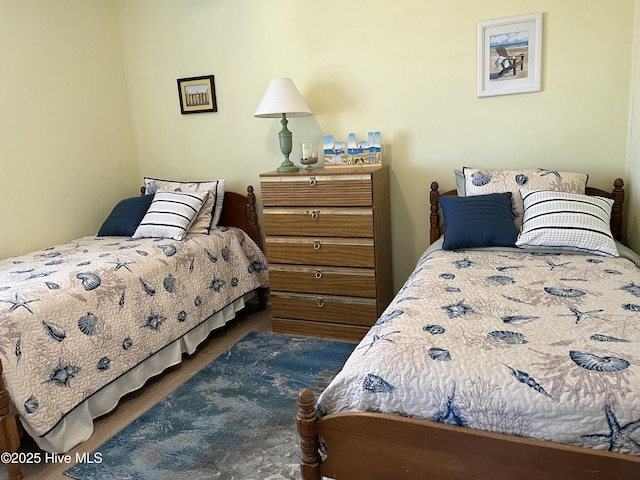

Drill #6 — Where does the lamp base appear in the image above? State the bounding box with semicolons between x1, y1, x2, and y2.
277;163;300;173
276;113;299;173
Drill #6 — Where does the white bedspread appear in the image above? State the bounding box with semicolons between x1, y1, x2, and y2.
0;227;268;438
317;244;640;455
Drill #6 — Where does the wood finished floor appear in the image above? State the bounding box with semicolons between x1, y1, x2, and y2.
1;305;274;480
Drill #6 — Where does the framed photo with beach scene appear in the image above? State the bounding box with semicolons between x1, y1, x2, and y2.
477;13;542;97
323;132;382;168
177;75;217;114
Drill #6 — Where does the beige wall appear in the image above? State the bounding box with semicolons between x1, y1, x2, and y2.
0;1;138;259
116;0;636;290
0;1;636;293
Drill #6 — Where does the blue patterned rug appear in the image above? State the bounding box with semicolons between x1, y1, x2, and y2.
64;331;356;480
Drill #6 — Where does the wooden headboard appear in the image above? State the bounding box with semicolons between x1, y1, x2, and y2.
139;185;262;251
429;178;626;245
218;186;262;250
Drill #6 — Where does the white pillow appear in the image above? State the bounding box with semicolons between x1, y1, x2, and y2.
143;177;226;233
515;189;618;257
132;190;209;241
454;169;465;196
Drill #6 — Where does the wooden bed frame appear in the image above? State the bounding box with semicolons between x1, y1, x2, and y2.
0;186;265;480
297;178;640;480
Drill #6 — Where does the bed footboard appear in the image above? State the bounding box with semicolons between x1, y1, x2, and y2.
298;387;640;480
0;360;23;480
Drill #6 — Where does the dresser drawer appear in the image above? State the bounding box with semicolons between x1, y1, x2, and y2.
265;237;374;267
262;207;373;237
261;173;373;206
271;318;369;342
270;292;378;327
269;264;376;297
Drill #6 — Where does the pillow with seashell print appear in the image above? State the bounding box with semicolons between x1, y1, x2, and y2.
462;167;588;231
143;177;226;234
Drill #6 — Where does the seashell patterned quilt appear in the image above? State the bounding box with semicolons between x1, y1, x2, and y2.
0;227;269;437
317;244;640;455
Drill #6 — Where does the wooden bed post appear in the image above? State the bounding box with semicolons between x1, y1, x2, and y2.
297;388;321;480
611;178;625;242
246;186;259;231
244;186;268;309
429;181;441;245
0;361;23;480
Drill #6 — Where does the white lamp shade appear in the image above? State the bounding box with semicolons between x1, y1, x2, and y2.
254;78;312;118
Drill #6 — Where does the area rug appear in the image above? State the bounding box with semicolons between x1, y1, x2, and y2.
64;331;356;480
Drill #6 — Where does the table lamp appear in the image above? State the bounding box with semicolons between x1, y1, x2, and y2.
254;78;312;173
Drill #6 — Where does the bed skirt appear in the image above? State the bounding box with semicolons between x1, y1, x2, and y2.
23;293;253;453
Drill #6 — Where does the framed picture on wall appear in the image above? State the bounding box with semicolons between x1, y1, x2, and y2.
477;13;542;97
177;75;217;114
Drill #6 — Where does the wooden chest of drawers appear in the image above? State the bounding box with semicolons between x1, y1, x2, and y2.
260;166;392;341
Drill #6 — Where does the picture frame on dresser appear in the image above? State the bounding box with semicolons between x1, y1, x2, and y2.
323;132;382;168
259;166;392;342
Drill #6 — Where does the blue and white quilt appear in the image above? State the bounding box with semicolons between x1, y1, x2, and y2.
317;243;640;455
0;228;269;437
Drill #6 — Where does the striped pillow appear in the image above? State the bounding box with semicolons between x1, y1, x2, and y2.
515;189;618;257
132;190;209;241
143;177;226;234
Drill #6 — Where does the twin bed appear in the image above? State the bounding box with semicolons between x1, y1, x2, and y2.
0;182;269;480
297;169;640;479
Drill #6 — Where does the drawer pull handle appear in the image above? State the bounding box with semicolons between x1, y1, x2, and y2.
313;242;321;250
317;298;325;308
315;270;323;279
309;177;317;186
311;211;320;220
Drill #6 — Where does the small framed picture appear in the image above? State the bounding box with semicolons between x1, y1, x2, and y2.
177;75;217;114
477;13;542;97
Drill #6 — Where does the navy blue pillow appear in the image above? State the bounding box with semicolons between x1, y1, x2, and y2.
439;192;518;250
97;194;154;237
